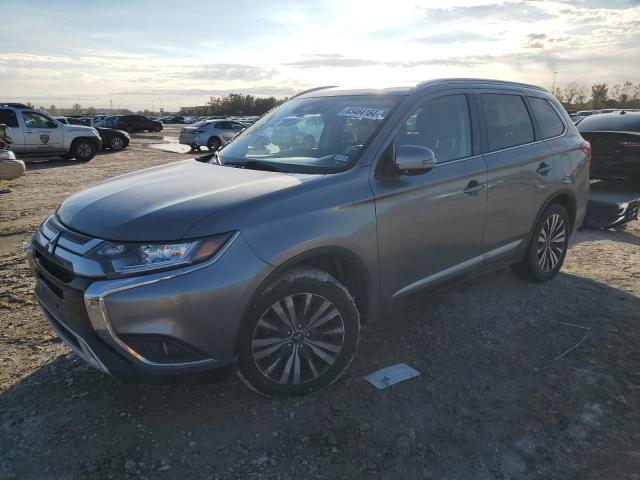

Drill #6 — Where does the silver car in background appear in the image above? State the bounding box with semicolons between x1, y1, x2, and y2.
179;119;246;151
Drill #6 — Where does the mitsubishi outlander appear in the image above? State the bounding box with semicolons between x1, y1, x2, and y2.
27;79;590;396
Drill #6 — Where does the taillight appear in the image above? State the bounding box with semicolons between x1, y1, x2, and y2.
580;141;591;163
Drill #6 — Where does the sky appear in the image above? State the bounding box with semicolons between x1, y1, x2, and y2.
2;0;639;111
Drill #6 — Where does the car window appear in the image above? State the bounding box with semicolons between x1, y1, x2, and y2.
0;108;19;128
22;111;57;129
395;94;472;163
481;94;534;151
528;97;565;139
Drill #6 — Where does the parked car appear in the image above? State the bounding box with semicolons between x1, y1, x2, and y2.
576;110;599;117
26;79;589;396
0;148;25;181
96;127;130;151
0;103;101;161
179;120;246;151
577;111;640;181
114;115;163;133
569;114;585;125
164;116;186;124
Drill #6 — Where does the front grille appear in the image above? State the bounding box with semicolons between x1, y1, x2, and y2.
34;246;74;283
45;218;91;245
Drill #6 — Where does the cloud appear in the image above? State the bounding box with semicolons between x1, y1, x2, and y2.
421;2;555;23
285;54;378;68
171;64;278;82
413;32;500;44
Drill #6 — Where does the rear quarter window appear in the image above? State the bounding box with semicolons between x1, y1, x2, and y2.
528;97;565;139
481;94;535;151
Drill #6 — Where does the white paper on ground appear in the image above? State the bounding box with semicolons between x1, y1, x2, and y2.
364;363;420;390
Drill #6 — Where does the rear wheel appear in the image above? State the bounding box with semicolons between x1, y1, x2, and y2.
109;136;125;151
237;267;360;397
512;204;569;282
207;136;221;151
71;139;96;162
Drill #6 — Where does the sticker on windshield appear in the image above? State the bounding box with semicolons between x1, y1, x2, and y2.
337;106;386;120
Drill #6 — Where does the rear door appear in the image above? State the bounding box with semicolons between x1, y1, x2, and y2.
371;91;488;301
216;122;237;142
21;111;64;152
0;108;24;152
477;90;554;252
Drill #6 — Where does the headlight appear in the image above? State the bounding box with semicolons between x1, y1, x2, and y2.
89;233;233;277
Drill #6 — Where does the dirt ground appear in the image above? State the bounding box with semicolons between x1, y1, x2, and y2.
1;128;639;479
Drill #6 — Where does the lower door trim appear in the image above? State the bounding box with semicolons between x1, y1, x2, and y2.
392;239;523;299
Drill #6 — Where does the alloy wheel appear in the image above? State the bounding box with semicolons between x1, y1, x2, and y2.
537;213;566;272
250;293;345;385
110;137;124;150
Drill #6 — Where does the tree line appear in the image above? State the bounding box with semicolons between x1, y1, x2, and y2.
179;93;286;116
551;81;640;111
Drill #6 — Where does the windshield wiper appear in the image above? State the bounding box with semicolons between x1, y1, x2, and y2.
224;159;285;172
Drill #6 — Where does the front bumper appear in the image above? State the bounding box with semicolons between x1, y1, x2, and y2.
27;223;274;382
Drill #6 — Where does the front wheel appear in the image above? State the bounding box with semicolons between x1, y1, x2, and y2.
237;267;360;397
109;136;125;151
512;204;569;282
71;140;96;162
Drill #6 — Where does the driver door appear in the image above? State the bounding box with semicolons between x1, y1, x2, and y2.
371;92;488;302
21;111;64;153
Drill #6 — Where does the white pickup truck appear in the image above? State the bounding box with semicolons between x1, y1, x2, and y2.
0;103;102;161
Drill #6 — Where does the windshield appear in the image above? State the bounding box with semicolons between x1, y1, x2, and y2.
218;94;401;173
190;120;211;128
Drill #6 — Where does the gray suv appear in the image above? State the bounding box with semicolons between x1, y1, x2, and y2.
27;79;590;396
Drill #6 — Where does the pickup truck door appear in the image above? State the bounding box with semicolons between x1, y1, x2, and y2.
20;111;64;152
0;108;25;152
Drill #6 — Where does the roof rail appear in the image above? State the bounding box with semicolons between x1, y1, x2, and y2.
414;78;547;92
290;85;338;99
0;103;33;109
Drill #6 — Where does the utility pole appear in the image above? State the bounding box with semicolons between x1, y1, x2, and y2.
552;71;558;91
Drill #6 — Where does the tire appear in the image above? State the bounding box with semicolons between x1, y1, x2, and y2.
237;267;360;397
71;139;97;162
207;136;221;151
154;126;162;133
109;136;125;151
512;204;570;282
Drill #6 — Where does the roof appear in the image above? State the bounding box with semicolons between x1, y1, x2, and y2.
0;103;33;109
293;78;547;99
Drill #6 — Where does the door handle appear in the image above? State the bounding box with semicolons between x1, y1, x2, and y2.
536;162;553;175
463;180;485;196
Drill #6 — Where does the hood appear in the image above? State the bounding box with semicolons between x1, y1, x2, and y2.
64;124;99;137
57;160;317;241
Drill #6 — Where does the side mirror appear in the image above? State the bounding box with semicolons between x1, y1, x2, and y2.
395;145;436;175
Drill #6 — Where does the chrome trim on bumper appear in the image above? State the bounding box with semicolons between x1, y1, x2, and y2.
83;232;241;368
36;293;110;375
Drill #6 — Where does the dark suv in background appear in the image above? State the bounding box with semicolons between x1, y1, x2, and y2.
577;111;640;181
114;115;163;133
27;79;590;397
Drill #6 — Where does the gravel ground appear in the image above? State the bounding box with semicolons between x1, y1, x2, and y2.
1;128;639;479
